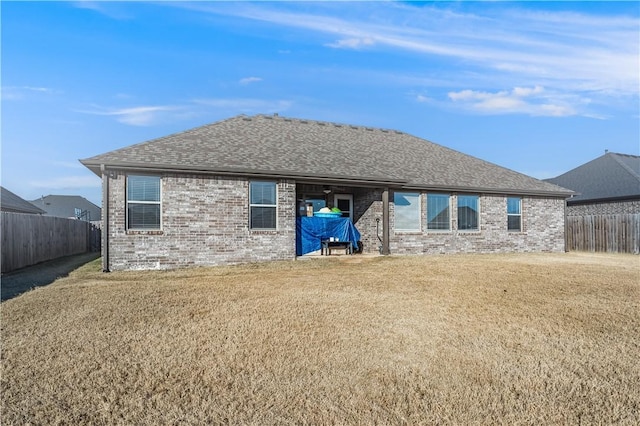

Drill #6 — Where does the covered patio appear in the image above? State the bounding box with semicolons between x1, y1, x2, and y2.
295;182;395;257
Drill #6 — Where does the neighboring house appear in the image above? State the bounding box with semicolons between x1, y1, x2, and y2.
545;152;640;216
1;186;46;215
81;114;572;271
30;195;101;221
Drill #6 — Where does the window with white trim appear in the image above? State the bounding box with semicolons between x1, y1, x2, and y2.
427;193;450;230
127;175;161;230
457;195;479;231
507;197;522;232
394;192;421;231
250;181;277;229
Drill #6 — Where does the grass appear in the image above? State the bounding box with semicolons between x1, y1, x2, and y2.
2;252;639;424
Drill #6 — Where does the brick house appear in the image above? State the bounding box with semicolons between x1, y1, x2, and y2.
81;114;572;271
546;152;640;216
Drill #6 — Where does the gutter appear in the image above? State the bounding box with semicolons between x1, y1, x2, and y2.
398;184;575;199
567;194;640;205
80;161;408;187
82;161;574;198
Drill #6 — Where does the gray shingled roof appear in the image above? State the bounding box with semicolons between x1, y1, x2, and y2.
29;195;102;220
1;186;46;214
546;152;640;203
81;114;572;197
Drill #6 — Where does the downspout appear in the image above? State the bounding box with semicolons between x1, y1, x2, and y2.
382;187;390;255
101;164;110;272
563;197;568;253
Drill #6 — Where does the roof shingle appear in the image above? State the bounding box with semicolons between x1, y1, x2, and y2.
546;152;640;203
29;195;101;220
1;187;46;215
81;114;572;197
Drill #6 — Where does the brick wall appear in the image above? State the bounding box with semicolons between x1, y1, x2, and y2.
567;200;640;216
353;188;384;254
105;172;296;270
355;191;565;254
104;172;566;270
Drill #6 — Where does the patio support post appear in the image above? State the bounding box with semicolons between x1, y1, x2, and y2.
101;164;110;272
382;187;390;255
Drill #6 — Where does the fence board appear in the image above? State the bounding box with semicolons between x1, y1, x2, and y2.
1;212;101;273
566;214;640;254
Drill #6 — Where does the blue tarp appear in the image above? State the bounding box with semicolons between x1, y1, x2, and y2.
296;216;361;256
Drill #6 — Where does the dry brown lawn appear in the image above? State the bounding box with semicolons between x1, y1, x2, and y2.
2;252;639;425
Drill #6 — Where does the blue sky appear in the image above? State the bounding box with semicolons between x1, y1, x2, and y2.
2;1;639;206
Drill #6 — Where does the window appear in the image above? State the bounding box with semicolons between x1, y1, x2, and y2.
507;197;522;232
427;194;450;230
394;192;420;231
250;181;277;229
457;195;479;231
127;175;161;230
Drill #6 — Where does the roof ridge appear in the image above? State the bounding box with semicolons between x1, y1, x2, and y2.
610;152;640;182
255;113;403;134
608;152;640;159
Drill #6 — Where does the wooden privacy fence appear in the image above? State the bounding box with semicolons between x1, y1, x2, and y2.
1;212;101;273
566;214;640;254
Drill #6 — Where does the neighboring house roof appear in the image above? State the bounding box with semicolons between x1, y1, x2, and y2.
81;114;572;197
29;195;101;221
1;186;46;214
545;152;640;204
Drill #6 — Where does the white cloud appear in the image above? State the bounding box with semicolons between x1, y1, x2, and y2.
512;86;544;97
325;37;375;49
112;106;180;126
76;97;293;126
239;77;263;85
2;86;57;100
175;2;639;115
29;175;101;190
409;90;434;104
76;105;182;126
72;1;132;20
448;86;576;117
24;86;53;93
